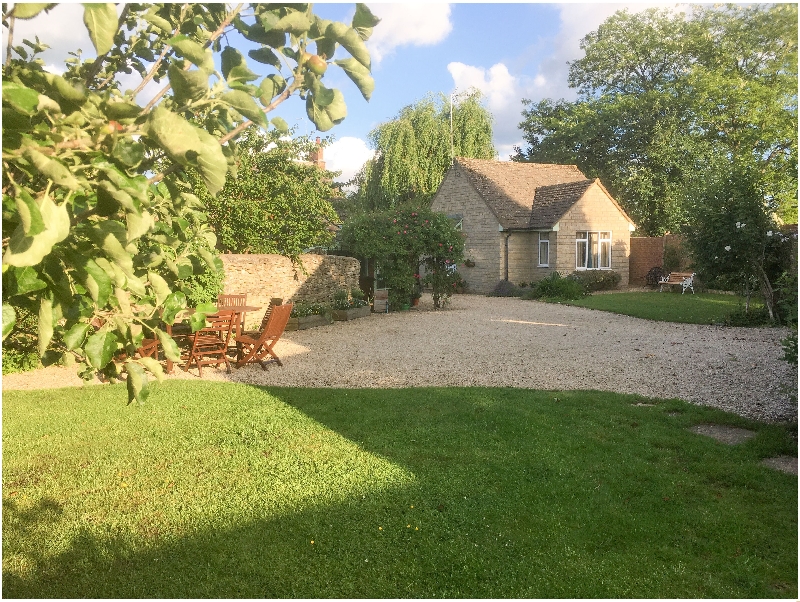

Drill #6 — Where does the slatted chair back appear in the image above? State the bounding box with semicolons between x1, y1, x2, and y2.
182;309;236;376
235;303;293;369
217;293;247;307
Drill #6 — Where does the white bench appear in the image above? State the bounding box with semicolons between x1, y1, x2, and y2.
659;271;695;294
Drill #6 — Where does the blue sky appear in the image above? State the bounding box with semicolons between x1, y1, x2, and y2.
3;2;684;183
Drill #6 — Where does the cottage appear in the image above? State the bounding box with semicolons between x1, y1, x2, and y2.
430;157;636;293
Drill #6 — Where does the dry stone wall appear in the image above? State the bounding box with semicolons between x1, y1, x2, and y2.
219;254;360;329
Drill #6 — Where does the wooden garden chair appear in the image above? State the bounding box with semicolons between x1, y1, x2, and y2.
235;303;293;370
182;309;236;376
218;293;248;333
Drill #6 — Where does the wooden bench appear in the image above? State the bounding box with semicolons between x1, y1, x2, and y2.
659;271;695;294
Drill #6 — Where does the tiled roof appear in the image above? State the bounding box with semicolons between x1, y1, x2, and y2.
453;157;588;229
529;179;595;229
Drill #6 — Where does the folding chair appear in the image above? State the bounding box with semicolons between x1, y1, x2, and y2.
235;303;293;369
182;309;236;376
240;297;284;339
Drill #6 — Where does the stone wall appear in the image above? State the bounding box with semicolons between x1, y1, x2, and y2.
431;163;504;293
219;254;360;329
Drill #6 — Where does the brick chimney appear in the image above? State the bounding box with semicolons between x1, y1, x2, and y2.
309;136;325;169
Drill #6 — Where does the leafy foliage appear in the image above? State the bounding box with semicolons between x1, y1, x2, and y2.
488;280;524;298
191;127;340;260
341;207;465;309
514;5;798;235
332;288;368;310
1;3;379;401
569;269;621;292
290;301;330;318
349;91;496;211
523;272;587;301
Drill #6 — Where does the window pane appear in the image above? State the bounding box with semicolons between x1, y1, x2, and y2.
600;240;611;268
539;240;549;265
588;232;599;268
540;231;550;242
600;231;611;240
576;231;587;241
576;240;587;268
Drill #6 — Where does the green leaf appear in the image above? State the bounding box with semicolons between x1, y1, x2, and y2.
3;195;70;267
98;181;139;214
2;81;40;115
14;187;46;236
258;74;286;105
306;88;346;132
221;90;267;126
38;297;54;356
47;74;87;104
82;3;118;55
326;22;371;70
112;140;145;168
4;265;48;296
85;330;117;369
248;46;282;68
64;322;91;350
352;3;380;41
82;257;113;306
169;35;214;72
104;100;143;120
334;57;375;101
315;37;337;61
168;64;208;104
13;3;55;19
136;356;164;382
243;24;286;48
148;272;171;306
23;146;81;191
227;64;260;85
126;210;153;242
125;360;149;404
161;291;187;325
270;116;289;134
142;11;172;34
274;11;312;34
221;46;244;80
154;327;181;361
144;107;227;195
2;304;16;340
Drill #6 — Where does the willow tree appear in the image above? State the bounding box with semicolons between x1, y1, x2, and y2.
2;3;379;401
350;90;495;211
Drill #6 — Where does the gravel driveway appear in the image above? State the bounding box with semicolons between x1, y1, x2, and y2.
3;294;796;423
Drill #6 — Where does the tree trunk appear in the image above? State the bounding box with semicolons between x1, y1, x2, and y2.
755;264;776;322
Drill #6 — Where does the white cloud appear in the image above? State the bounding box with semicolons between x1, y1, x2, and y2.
324;137;376;188
366;4;452;64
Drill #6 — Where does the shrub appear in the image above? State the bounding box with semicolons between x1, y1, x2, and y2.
290;301;331;318
2;307;39;374
723;307;773;327
569;270;622;292
179;264;225;307
524;272;587;301
781;329;798;366
646;266;665;287
488;280;523;297
332;289;368;310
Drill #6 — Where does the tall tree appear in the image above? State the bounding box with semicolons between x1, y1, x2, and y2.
191;127;339;260
2;3;379;401
350;90;496;211
515;4;798;235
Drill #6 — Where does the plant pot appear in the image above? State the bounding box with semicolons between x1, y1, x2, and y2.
331;306;371;321
411;297;420;307
285;314;333;331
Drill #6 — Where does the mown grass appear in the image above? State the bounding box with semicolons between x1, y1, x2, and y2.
3;381;796;598
563;291;763;324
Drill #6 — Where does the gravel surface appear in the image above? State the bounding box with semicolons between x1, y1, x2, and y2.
3;294;797;423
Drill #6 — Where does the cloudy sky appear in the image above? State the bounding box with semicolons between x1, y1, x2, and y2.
3;2;686;184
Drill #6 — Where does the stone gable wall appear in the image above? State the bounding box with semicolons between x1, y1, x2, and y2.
219;254;360;329
431;164;503;293
555;184;632;286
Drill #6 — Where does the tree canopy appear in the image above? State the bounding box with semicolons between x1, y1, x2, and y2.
2;3;379;402
349;90;496;212
191;127;339;260
515;4;798;236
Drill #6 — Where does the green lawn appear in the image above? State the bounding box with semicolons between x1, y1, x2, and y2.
564;291;763;324
3;381;797;598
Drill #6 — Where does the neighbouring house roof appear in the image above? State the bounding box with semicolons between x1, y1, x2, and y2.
451;157;634;230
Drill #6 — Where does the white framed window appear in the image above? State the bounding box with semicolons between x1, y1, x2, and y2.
576;231;611;269
447;214;463;231
538;232;550;267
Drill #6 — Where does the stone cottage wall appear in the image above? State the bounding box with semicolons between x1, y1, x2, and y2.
219;254;360;329
554;184;632;286
431;164;503;293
